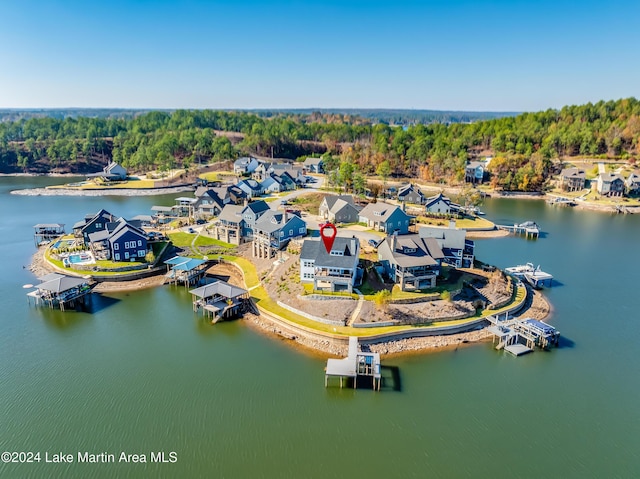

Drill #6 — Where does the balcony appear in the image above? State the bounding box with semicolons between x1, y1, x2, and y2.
314;269;353;280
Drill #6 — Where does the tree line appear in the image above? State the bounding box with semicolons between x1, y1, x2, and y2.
1;98;640;191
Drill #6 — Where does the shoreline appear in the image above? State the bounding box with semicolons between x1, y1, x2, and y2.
12;185;194;196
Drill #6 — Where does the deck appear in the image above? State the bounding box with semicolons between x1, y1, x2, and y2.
325;337;382;390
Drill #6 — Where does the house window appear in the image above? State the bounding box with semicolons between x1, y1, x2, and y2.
138;250;146;257
289;229;293;235
299;227;305;234
405;220;408;225
124;252;129;259
95;223;101;229
280;231;284;237
137;240;142;247
114;253;120;261
303;273;314;279
303;261;314;267
114;243;119;250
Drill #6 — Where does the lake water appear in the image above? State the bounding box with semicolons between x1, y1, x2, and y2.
1;177;639;478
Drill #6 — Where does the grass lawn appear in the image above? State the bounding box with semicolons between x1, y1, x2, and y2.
168;232;235;250
198;172;219;182
289;192;326;214
416;216;495;230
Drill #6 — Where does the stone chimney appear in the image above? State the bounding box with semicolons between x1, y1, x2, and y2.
391;232;398;251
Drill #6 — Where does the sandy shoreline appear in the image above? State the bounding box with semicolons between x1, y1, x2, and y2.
12;186;194;196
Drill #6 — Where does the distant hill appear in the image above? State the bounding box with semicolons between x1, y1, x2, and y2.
0;108;517;125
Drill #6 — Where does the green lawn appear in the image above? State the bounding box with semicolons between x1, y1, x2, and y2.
198;172;219;182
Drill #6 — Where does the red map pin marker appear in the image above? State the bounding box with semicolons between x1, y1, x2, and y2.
320;223;337;253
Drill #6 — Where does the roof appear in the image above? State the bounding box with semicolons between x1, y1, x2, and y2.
300;237;359;269
358;202;409;222
398;183;424;198
418;225;466;250
218;204;244;223
303;157;323;166
88;229;111;243
107;219;147;244
330;198;358;215
131;214;153;222
151;206;174;213
379;234;444;268
560;167;586;179
164;256;206;271
234;157;258;167
255;210;305;234
189;280;247;299
425;193;451;208
599;173;624;183
323;195;355;211
33;223;64;228
244;200;270;215
466;161;485;169
237;179;263;191
35;273;88;293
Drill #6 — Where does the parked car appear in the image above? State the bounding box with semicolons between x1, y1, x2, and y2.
188;227;195;233
196;219;206;225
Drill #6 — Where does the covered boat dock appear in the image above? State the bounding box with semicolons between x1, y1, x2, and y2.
325;337;382;390
165;256;208;287
26;272;93;311
189;280;250;323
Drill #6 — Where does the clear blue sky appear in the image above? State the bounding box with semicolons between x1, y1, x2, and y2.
0;0;638;111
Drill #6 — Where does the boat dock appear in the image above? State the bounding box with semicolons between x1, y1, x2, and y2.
487;315;560;357
26;272;93;311
164;256;208;287
547;196;576;207
33;223;65;247
496;221;540;238
189;280;251;323
505;263;553;288
325;337;382;390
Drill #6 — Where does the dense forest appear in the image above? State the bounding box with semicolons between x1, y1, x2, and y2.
2;98;640;191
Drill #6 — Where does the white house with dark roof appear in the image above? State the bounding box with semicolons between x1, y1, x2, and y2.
625;170;640;195
299;236;360;292
424;193;458;215
418;223;475;268
376;233;444;290
397;183;427;205
358;202;413;234
597;173;625;197
87;161;128;181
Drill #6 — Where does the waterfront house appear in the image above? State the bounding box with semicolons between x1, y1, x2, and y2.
465;161;485;184
261;171;297;193
88;217;148;262
418;223;475;268
173;197;197;218
397;183;427;205
299;236;360;292
424;193;458;215
377;233;444;291
233;157;260;175
212;205;244;244
559;167;586;192
319;195;360;223
236;179;264;198
625;170;640;195
303;157;324;173
253;210;307;257
210;184;246;205
193;187;225;218
241;200;271;240
596;173;625;197
87;161;128;182
358;202;413;234
73;209;117;243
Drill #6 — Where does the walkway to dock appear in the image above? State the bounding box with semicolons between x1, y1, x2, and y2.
496;221;540;238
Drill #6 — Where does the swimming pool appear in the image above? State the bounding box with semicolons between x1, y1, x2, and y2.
67;252;95;265
53;239;75;249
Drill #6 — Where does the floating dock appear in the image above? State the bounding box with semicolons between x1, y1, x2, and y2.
325;337;382;390
547;196;576;207
505;263;553;288
487;315;560;357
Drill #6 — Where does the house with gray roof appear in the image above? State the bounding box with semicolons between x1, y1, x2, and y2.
319;195;360;223
377;233;444;291
299;236;360;292
253;210;307;257
87;161;128;181
625;170;640;195
193;188;225;218
212;204;244;244
358;202;413;234
559;167;586;192
418;223;475;268
236;179;264;198
233;157;260;175
397;183;427;205
465;161;485;184
302;157;324;173
597;173;625;197
261;171;297;193
87;217;148;262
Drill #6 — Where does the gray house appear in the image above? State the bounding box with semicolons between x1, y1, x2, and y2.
358;202;413;234
212;205;244;244
302;157;324;173
465;161;485;184
424;193;457;215
87;161;127;182
253;210;307;257
241;200;271;239
319;195;360;223
559;167;586;192
233;157;260;175
377;234;444;291
597;173;625;197
418;223;475;268
236;179;264;198
625;170;640;195
193;187;225;218
87;218;148;262
397;183;427;205
299;236;360;292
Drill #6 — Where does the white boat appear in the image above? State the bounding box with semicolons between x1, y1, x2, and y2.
504;262;536;277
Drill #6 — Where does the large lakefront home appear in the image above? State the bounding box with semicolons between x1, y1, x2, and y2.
319;195;360;224
465;161;485;184
358;202;413;234
212;200;271;244
377;233;444;291
559;167;586;192
252;210;307;258
299;236;360;293
87;161;128;182
418;223;475;268
397;183;427;205
596;173;625;197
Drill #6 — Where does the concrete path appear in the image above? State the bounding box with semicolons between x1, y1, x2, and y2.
347;288;365;326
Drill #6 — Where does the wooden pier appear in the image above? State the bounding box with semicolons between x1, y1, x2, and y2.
325;337;382;390
487;315;560;357
496;221;540;239
26;272;93;311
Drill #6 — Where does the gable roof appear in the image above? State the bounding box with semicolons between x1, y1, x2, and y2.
164;256;206;271
418;225;466;250
303;157;323;167
398;183;425;198
359;202;410;222
466;161;485;169
425;193;451;208
35;273;88;293
323;195;355;210
599;173;624;183
244;200;270;215
189;280;247;299
330;198;358;215
300;236;359;269
218;204;244;223
560;167;586;179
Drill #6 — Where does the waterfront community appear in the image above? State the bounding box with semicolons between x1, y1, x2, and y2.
21;157;561;366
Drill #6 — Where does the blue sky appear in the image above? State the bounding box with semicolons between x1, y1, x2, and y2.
0;0;638;111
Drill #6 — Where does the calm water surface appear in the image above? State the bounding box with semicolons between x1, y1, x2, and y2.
1;178;639;478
